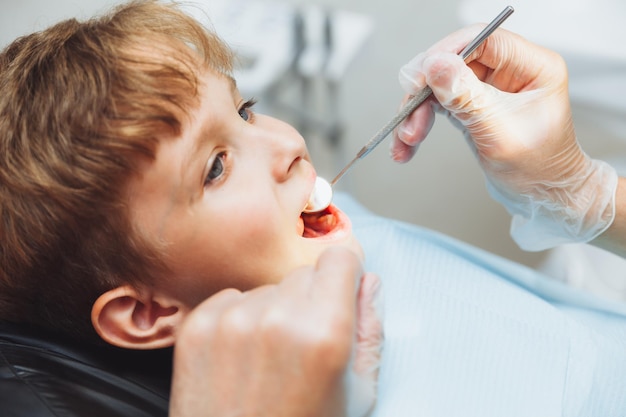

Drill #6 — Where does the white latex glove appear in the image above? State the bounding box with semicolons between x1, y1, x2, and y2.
169;247;383;417
392;25;617;251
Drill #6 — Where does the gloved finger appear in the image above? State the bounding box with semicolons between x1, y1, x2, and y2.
398;53;427;95
397;24;485;96
390;132;419;163
346;272;383;417
393;27;487;162
421;52;474;109
421;50;529;161
420;51;502;127
391;95;436;163
421;50;557;157
353;272;383;377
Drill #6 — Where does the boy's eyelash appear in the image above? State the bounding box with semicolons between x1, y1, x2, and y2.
238;98;257;122
204;151;229;187
241;97;257;109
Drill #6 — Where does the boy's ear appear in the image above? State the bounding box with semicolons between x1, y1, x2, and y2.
91;285;190;349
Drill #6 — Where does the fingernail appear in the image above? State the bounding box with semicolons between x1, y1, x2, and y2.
389;140;419;163
398;120;415;141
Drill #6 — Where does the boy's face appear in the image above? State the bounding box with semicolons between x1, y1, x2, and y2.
127;70;362;307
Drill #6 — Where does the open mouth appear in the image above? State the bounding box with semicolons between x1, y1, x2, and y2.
300;205;339;238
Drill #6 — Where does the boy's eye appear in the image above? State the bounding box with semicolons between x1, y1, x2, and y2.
238;98;257;122
238;107;250;121
204;151;226;186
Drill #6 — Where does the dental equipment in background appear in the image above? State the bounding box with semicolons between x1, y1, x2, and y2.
302;5;514;214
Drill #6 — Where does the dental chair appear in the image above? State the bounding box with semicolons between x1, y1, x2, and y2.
0;322;171;416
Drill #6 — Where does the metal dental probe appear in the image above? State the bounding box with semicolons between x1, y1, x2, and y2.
329;5;514;187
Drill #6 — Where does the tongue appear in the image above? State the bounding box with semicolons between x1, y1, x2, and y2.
301;210;337;238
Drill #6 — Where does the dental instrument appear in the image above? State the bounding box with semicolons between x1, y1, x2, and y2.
303;176;334;213
331;5;514;186
303;5;514;214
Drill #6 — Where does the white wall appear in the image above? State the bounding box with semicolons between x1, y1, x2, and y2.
0;0;122;48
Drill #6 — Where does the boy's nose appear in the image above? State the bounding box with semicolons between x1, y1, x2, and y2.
266;129;308;183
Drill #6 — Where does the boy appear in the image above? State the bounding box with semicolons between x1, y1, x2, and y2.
2;1;626;416
0;1;380;416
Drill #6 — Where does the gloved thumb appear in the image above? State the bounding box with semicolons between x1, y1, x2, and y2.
421;51;493;120
396;50;508;157
398;52;428;94
346;272;384;417
419;50;536;156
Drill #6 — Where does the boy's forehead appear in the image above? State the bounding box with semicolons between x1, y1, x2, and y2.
202;70;239;98
225;73;238;96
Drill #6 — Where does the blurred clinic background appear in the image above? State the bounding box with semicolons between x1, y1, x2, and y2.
2;0;625;298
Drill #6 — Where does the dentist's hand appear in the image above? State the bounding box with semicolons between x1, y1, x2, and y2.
392;25;618;251
169;247;383;417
